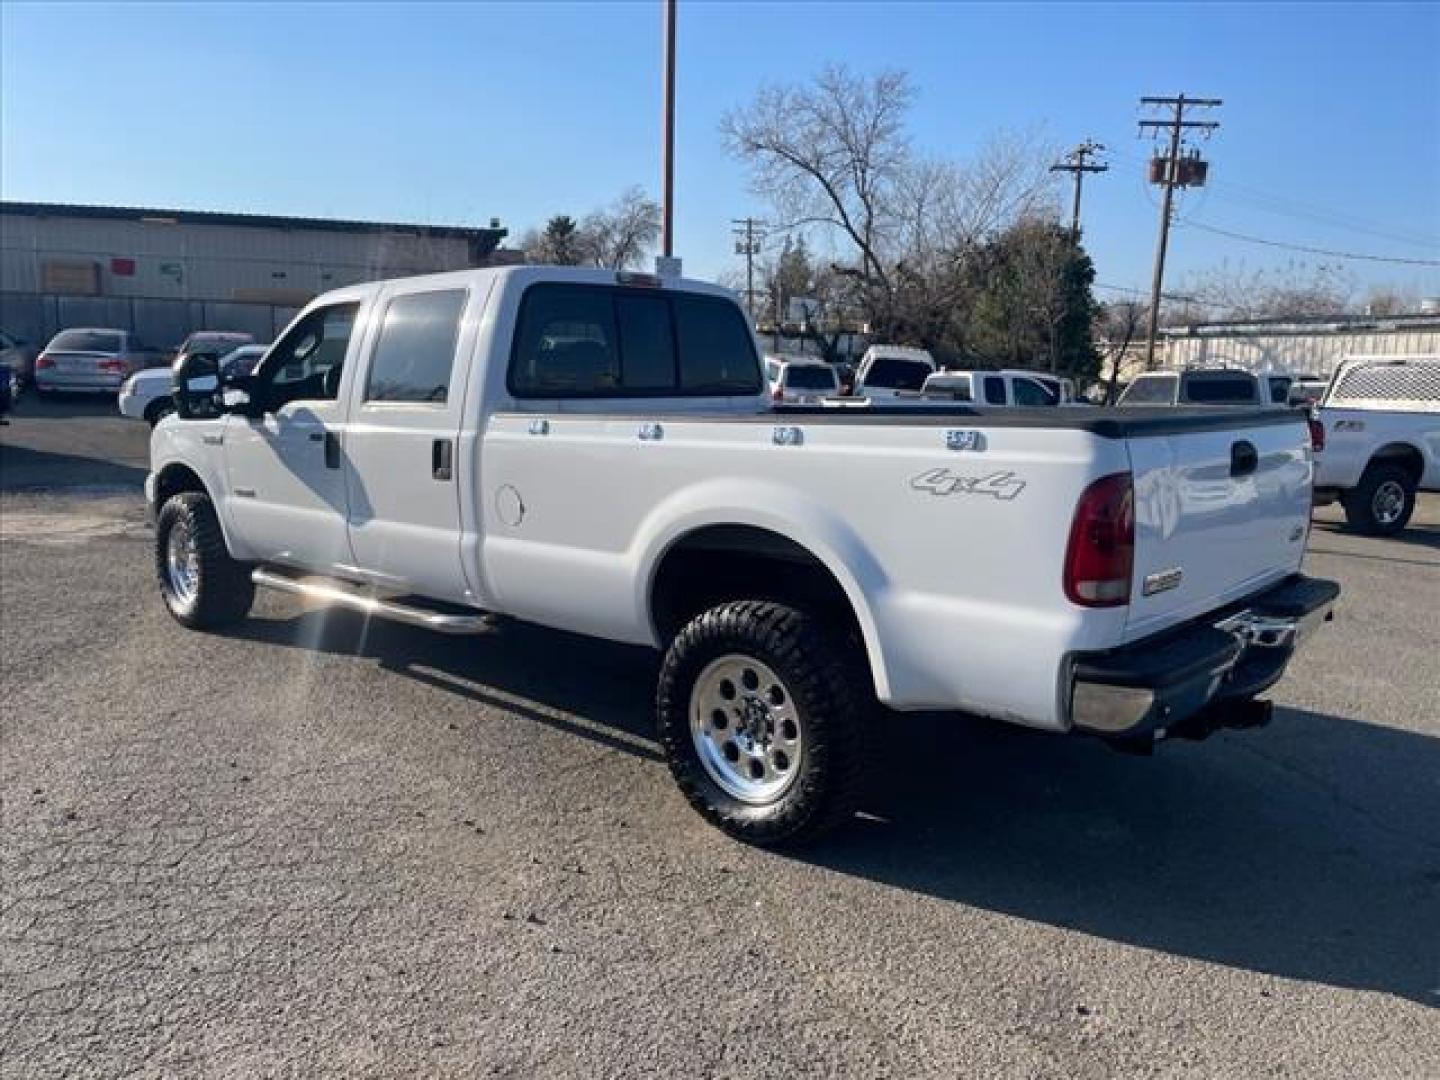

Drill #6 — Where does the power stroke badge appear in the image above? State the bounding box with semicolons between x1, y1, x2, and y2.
910;468;1026;501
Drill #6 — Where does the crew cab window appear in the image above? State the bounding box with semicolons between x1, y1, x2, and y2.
1013;377;1059;407
260;302;359;409
1266;376;1291;404
509;284;760;398
365;289;467;404
983;376;1007;405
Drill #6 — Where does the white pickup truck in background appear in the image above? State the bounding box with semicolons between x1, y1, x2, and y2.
1313;354;1440;535
147;266;1338;844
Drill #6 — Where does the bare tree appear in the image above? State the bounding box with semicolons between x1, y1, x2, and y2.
1095;300;1147;404
722;66;912;306
1173;260;1356;323
723;66;1063;345
579;187;662;270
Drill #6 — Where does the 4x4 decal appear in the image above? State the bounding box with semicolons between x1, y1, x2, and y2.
910;468;1026;501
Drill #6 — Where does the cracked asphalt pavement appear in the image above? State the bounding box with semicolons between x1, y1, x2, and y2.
2;396;1438;1078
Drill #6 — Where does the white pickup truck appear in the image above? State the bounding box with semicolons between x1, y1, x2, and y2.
1312;354;1439;535
148;266;1338;844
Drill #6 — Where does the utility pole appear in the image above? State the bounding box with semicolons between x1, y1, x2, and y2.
1049;139;1108;238
660;0;677;262
1139;93;1220;368
731;217;764;322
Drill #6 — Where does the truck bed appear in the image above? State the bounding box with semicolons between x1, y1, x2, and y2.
479;404;1314;730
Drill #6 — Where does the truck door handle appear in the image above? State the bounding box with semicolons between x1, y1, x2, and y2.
1230;440;1258;478
324;432;341;469
432;438;453;481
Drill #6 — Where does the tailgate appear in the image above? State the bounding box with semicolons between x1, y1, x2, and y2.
1125;414;1313;640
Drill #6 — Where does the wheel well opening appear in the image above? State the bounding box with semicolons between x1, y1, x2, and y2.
154;463;207;507
1370;443;1424;482
650;525;865;649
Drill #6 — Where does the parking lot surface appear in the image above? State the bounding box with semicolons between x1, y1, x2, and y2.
2;396;1437;1078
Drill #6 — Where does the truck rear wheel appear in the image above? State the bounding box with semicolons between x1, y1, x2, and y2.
155;491;255;629
1342;462;1416;536
656;600;868;846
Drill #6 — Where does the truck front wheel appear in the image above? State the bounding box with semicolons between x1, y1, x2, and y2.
1342;462;1416;536
155;491;255;629
656;600;868;845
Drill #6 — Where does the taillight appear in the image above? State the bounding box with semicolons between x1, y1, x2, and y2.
98;358;129;375
36;354;54;370
1064;472;1134;607
1307;410;1325;453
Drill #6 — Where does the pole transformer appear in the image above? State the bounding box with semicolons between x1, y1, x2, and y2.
1139;93;1220;369
731;218;765;322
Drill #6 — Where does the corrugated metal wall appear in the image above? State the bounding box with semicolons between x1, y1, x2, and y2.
0;210;480;346
1163;328;1440;377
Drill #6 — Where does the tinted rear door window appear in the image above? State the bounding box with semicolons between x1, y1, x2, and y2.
365;289;467;403
984;376;1007;404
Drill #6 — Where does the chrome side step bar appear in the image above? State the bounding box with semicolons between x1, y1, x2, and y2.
251;568;491;635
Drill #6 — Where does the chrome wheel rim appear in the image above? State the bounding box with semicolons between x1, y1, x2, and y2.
165;521;200;605
690;654;803;805
1372;480;1405;525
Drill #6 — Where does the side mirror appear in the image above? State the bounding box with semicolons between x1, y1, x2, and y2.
221;373;264;417
173;351;222;419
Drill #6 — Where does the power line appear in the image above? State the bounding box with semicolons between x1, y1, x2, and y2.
1107;144;1440;250
1179;221;1440;266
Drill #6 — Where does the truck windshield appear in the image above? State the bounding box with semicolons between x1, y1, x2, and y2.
866;357;930;390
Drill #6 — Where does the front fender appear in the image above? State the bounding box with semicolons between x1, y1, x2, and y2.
630;478;897;701
148;418;243;556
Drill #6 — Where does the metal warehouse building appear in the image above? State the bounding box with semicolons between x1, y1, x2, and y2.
0;201;509;347
1159;311;1440;378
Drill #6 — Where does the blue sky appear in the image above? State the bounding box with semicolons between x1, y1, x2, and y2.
3;1;1438;301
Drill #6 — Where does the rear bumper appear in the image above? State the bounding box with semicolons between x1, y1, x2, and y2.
35;372;125;393
1067;574;1339;740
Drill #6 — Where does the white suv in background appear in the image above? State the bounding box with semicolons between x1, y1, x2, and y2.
766;357;840;404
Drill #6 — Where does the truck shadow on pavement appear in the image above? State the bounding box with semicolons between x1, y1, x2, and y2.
0;444;148;491
236;608;1438;1006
